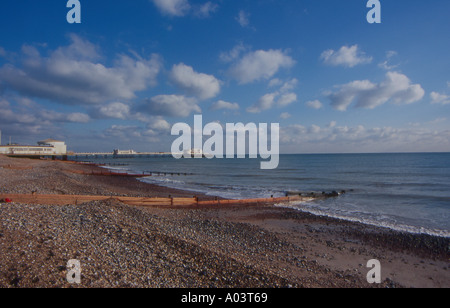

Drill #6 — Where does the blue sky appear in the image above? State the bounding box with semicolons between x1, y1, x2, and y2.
0;0;449;153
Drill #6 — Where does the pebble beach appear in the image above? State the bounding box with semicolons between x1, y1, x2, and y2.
0;155;448;288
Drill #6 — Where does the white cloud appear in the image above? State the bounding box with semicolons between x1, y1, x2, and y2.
94;102;131;119
195;2;218;18
104;125;143;140
430;92;450;105
321;45;373;68
306;100;323;110
0;98;90;125
236;10;250;27
247;78;298;113
309;124;321;134
230;49;295;84
170;63;221;100
247;92;297;113
329;80;376;111
378;50;399;70
151;0;191;17
55;34;100;60
277;93;298;107
0;35;162;105
386;51;398;58
279;78;298;92
39;110;91;124
139;95;201;117
328;121;337;128
280;112;291;119
151;0;218;18
146;116;171;135
247;93;278;113
378;61;398;71
429;117;447;124
329;72;425;111
219;43;248;63
66;113;90;123
0;98;90;138
281;123;450;153
102;116;171;144
268;78;283;88
211;100;240;111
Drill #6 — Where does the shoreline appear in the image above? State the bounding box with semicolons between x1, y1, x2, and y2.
276;203;450;239
0;155;449;288
0;155;215;199
99;158;450;239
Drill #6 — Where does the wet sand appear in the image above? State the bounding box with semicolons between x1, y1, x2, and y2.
0;155;448;288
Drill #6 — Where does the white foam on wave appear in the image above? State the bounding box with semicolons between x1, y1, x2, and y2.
277;201;450;238
140;176;186;186
139;175;285;201
101;165;130;172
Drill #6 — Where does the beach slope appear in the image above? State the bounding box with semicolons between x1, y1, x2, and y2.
0;156;448;288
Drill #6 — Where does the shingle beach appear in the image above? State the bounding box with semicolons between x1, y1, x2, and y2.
0;155;448;288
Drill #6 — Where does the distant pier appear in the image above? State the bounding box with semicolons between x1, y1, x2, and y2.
72;152;175;159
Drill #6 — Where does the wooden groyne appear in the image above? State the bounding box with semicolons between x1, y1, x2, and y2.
0;165;34;171
0;194;309;209
69;169;151;178
69;167;194;178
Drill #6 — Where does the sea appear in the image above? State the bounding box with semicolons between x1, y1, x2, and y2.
72;153;450;237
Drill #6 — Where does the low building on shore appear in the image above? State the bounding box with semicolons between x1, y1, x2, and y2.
37;139;67;155
0;139;67;156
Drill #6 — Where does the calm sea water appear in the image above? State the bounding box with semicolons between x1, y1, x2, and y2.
74;153;450;237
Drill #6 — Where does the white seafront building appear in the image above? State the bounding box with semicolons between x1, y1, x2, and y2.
37;139;67;155
0;133;67;156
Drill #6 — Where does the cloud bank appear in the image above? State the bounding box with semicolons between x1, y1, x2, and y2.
0;35;162;105
170;63;221;100
329;72;425;111
229;49;295;84
321;45;373;68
